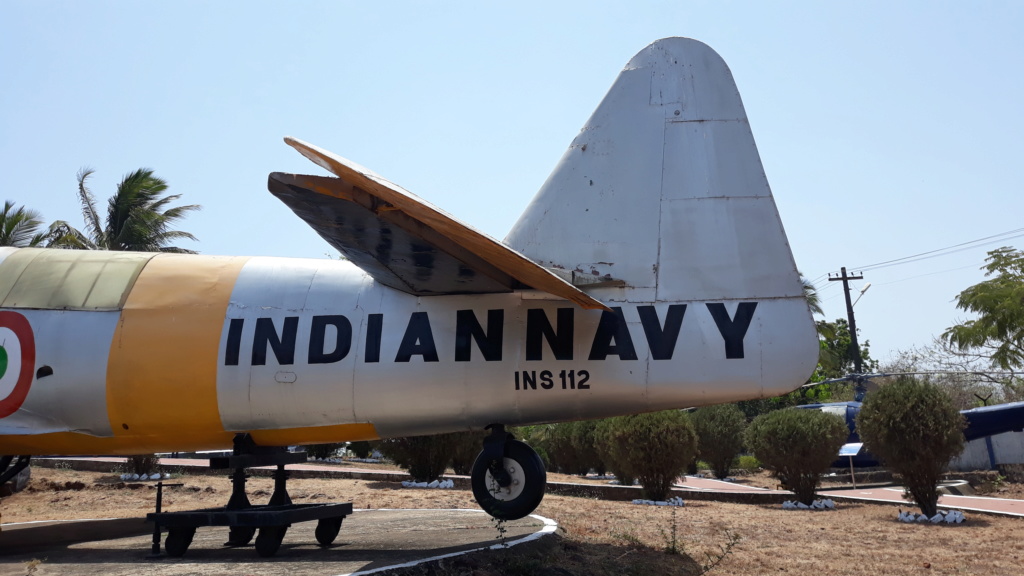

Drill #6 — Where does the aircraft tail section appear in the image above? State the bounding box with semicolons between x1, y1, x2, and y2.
505;37;804;305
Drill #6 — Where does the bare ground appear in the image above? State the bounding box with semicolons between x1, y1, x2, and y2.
2;466;1023;575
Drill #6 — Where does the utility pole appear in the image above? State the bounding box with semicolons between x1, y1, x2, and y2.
829;267;865;373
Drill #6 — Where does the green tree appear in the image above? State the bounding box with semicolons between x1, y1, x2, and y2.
692;404;747;480
944;247;1024;371
813;318;880;380
600;411;698;501
0;201;47;247
745;409;846;504
856;377;966;517
72;167;200;253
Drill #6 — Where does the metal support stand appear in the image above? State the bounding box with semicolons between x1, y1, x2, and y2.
146;434;352;558
0;455;31;486
147;481;184;558
226;467;251;510
269;465;292;507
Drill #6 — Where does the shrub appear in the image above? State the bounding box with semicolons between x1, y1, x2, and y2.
692;404;748;479
856;377;966;517
569;420;607;476
348;441;373;459
734;454;761;472
375;433;461;481
536;422;590;475
305;443;345;460
746;409;846;504
519;425;552;469
449;430;487;475
128;454;160;476
594;419;635;486
599;411;698;500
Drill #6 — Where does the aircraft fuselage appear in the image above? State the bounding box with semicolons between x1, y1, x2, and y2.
0;248;815;455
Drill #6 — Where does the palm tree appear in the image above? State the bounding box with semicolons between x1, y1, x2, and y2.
74;167;200;253
801;274;843;381
802;275;824;317
0;200;47;247
71;167;200;474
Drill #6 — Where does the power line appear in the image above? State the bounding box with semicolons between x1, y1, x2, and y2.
874;264;981;287
808;227;1024;297
850;227;1024;273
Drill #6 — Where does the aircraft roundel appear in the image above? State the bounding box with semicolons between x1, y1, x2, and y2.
0;311;35;418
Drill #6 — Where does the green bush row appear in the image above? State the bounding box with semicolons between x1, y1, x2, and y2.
303;378;965;514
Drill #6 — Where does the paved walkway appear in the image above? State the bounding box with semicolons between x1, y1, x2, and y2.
678;475;789;493
819;487;1024;517
678;475;1024;517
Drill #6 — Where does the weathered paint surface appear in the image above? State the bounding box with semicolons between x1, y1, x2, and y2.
0;38;818;456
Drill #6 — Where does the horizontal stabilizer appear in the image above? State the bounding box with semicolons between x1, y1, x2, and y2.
270;139;609;310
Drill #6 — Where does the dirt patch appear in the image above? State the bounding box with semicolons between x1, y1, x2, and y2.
25;479;87;492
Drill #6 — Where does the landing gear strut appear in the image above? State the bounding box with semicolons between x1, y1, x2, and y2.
470;425;546;521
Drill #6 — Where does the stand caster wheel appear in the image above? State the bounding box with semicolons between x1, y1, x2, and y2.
255;525;288;557
164;527;196;557
315;517;343;546
225;525;255;547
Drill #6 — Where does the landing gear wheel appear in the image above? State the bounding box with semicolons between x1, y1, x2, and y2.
225;526;256;547
255;525;288;557
315;517;343;546
471;439;546;521
164;527;196;557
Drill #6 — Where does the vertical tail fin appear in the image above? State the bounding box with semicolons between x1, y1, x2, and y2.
505;37;804;305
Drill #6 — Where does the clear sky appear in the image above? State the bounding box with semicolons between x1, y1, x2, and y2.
2;1;1022;364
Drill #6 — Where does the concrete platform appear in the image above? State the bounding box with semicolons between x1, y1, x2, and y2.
0;509;556;576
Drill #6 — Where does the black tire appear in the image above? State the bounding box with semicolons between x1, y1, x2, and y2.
255;525;287;557
225;526;256;547
164;527;195;557
314;518;343;546
471;439;546;521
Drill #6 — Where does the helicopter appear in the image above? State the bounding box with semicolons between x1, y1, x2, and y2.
797;372;1024;468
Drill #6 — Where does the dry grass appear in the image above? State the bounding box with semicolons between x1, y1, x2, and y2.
2;466;1023;575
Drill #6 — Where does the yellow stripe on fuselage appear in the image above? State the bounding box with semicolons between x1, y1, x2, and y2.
106;254;249;452
0;252;383;456
0;423;381;456
250;423;379;446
